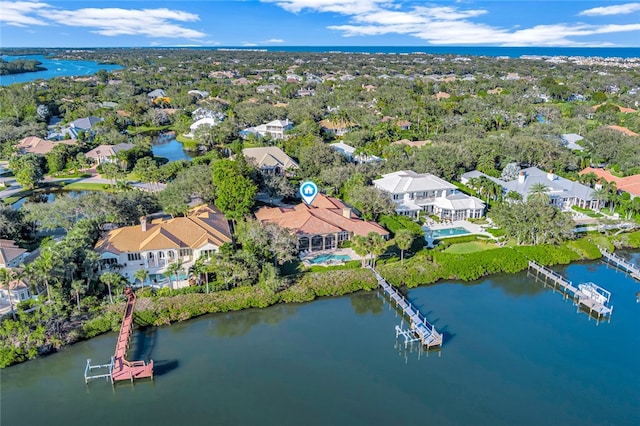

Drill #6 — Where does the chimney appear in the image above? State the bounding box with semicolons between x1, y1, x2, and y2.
140;216;147;232
547;169;555;181
342;208;352;219
518;171;525;183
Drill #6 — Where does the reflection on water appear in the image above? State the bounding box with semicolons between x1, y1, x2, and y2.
349;291;384;315
12;189;87;209
2;259;639;426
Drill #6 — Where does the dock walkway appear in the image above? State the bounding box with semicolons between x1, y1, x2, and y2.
599;248;640;281
527;261;613;320
367;266;442;349
85;287;153;384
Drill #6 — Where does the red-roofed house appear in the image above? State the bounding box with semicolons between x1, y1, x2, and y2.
255;194;389;252
580;167;640;198
0;240;28;269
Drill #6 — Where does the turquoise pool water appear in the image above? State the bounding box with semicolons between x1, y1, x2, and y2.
423;226;471;238
308;253;352;264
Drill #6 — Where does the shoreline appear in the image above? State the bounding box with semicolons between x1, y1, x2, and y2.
3;231;639;368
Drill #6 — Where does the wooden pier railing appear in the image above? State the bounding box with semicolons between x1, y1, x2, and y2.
527;261;613;320
599;248;640;281
367;266;443;349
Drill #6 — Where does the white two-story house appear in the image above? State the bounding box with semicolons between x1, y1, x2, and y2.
374;170;485;220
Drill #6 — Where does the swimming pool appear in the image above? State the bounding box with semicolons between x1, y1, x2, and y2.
307;253;352;264
423;226;471;238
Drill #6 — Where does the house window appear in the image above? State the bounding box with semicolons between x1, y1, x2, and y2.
127;253;141;261
338;231;349;241
168;251;175;259
158;252;165;259
180;249;193;257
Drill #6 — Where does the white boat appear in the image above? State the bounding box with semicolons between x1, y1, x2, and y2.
577;282;609;305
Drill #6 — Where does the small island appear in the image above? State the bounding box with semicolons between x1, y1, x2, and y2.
0;58;46;76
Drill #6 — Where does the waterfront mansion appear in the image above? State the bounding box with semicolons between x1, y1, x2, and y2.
95;205;232;285
373;170;485;220
461;167;601;210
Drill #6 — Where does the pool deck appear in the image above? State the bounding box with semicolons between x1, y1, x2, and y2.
424;220;494;238
300;248;361;266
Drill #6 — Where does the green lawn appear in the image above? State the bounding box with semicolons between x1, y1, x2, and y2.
443;240;500;254
62;182;112;191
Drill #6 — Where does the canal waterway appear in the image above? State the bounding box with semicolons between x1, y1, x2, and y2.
0;55;123;86
2;256;639;425
151;133;195;162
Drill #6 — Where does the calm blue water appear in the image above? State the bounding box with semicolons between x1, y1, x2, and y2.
424;226;471;238
0;55;123;86
2;255;639;425
151;137;194;162
211;46;640;58
11;189;88;209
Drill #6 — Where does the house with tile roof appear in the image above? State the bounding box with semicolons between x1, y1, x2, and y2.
462;167;601;210
374;170;485;220
0;274;31;312
242;146;298;175
95;205;232;284
16;136;76;156
0;240;28;269
318;118;355;137
255;194;389;252
606;125;638;136
580;167;640;199
85;143;135;165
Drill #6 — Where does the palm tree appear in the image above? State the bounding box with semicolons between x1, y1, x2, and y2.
190;256;210;293
134;269;149;289
71;280;85;311
351;235;371;267
0;268;17;320
394;229;414;264
367;232;386;268
99;271;122;304
592;187;609;212
528;183;550;204
31;239;60;301
165;260;184;289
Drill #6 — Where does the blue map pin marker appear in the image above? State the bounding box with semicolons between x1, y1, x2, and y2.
299;180;318;206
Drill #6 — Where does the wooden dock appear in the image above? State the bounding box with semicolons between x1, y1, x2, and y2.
85;287;153;384
527;261;613;320
367;266;443;349
599;248;640;281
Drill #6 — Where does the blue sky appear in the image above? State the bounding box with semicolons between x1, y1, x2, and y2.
1;1;640;47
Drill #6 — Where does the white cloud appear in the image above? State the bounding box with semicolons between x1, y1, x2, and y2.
269;0;640;46
264;38;285;43
579;3;640;16
0;2;206;38
242;42;258;46
0;1;50;26
42;7;206;38
263;0;383;15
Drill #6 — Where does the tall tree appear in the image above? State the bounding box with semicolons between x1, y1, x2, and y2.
212;160;258;223
394;229;414;264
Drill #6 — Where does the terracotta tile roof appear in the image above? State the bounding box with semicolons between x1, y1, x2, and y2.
95;205;232;255
580;167;640;197
16;136;76;155
606;125;638;136
592;103;637;114
255;194;389;238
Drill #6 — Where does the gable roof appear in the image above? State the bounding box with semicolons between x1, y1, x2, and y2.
70;116;104;130
0;240;27;267
85;143;135;159
95;205;232;255
504;167;594;200
374;170;456;194
242;146;299;170
255;194;388;238
16;136;76;155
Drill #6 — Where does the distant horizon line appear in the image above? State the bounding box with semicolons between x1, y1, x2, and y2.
2;45;640;49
